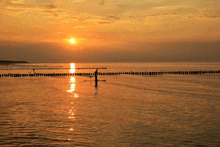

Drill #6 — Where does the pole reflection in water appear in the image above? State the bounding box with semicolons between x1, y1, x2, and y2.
94;87;98;97
66;63;78;139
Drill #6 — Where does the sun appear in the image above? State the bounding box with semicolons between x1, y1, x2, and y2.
70;38;76;44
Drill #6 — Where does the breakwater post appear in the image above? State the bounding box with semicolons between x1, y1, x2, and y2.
0;70;219;77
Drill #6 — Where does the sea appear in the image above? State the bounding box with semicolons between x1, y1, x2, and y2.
0;62;220;146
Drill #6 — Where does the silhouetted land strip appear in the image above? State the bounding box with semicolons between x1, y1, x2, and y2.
0;70;219;77
0;67;107;70
0;60;28;65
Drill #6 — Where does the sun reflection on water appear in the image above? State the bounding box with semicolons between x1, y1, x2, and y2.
67;63;78;135
67;78;76;93
70;63;76;73
74;93;78;98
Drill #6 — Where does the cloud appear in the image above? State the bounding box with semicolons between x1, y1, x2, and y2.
10;0;24;4
199;9;220;18
1;0;122;30
47;4;57;9
75;13;91;22
0;0;73;22
120;0;219;22
104;15;120;20
40;4;66;18
0;0;31;15
98;14;120;24
70;13;121;25
72;26;87;28
127;4;219;20
0;0;123;26
127;6;183;20
72;0;85;2
99;0;104;5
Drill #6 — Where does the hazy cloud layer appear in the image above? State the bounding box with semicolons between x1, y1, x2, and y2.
1;40;219;63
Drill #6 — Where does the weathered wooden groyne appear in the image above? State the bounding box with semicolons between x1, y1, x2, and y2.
0;70;219;77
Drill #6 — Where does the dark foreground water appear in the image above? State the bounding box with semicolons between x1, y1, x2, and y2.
0;62;220;146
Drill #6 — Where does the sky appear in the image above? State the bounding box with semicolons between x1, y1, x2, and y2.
0;0;220;63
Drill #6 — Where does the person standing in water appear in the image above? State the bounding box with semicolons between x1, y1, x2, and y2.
95;69;98;87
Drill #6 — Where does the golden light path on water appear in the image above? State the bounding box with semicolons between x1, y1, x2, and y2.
66;63;78;140
69;63;76;73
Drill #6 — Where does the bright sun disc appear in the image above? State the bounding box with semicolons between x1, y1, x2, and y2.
70;38;75;44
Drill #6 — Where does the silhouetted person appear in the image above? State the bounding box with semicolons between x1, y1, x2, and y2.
95;69;98;87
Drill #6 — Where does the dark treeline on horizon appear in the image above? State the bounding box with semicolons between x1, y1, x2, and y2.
0;60;28;64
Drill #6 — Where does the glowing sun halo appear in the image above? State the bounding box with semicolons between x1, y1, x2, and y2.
70;38;76;44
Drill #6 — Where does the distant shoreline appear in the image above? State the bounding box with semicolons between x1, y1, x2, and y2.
0;60;28;64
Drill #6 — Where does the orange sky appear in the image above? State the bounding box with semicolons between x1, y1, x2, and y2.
0;0;220;62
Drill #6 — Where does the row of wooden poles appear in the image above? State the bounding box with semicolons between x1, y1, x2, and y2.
0;70;219;77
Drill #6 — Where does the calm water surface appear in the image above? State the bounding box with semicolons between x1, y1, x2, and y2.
0;62;220;146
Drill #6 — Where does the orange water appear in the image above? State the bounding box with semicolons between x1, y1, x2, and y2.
0;62;220;146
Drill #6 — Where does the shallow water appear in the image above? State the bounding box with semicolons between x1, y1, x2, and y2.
0;62;220;146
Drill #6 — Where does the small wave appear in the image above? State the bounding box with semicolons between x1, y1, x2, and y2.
0;136;70;146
